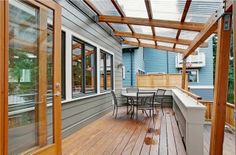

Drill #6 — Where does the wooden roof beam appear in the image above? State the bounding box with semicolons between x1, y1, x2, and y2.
114;31;208;47
144;0;157;46
83;0;114;31
174;0;192;48
183;12;219;58
98;15;205;32
111;0;139;42
123;40;185;53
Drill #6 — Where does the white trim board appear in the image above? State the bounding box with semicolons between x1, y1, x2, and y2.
188;85;214;89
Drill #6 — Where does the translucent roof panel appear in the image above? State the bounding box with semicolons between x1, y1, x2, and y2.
157;42;173;47
176;44;189;50
155;27;177;38
110;23;131;32
117;0;148;18
131;25;152;35
139;39;155;45
124;37;138;43
185;0;223;23
89;0;120;16
151;0;185;21
179;30;198;40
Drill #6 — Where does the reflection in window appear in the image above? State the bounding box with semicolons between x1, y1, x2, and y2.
85;45;96;93
72;37;97;98
106;54;112;90
72;39;83;97
180;69;199;83
100;50;113;91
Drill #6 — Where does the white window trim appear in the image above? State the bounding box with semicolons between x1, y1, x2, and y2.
61;26;115;103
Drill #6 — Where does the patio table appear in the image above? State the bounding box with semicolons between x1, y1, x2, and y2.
121;92;154;118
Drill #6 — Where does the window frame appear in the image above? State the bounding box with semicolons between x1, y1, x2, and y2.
71;36;97;98
100;49;114;91
180;69;199;83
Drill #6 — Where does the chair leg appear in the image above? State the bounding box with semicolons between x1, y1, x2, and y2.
112;105;115;116
136;107;138;119
115;107;118;119
161;104;164;115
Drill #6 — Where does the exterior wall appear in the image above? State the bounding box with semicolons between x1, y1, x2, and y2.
56;1;122;138
133;47;145;86
122;38;214;100
122;51;132;87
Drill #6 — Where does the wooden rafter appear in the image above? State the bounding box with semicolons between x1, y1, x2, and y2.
184;12;218;58
83;0;115;31
123;40;185;53
144;0;156;46
114;31;208;47
174;0;192;48
98;15;205;32
110;0;139;42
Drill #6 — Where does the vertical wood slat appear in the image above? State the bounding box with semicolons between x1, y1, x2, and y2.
0;1;8;155
210;14;232;155
53;4;62;154
37;8;48;147
181;59;187;90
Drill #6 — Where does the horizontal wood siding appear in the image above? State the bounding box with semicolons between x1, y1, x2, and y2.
56;0;122;138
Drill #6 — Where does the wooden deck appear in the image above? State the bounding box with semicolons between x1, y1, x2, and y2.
62;107;235;155
62;108;186;155
203;124;235;155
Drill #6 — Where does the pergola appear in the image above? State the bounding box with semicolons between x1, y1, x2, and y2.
83;0;235;155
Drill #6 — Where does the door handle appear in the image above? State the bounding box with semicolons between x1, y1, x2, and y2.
54;92;61;97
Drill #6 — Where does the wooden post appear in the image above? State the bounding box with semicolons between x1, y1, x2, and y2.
181;58;187;89
210;14;232;155
0;1;8;155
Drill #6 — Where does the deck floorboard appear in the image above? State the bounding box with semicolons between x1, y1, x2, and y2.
62;107;234;155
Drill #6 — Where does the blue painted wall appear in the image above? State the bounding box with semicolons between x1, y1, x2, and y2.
122;38;214;100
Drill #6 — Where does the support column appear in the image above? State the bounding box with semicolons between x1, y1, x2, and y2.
181;58;187;89
0;1;8;155
210;14;232;155
233;2;236;154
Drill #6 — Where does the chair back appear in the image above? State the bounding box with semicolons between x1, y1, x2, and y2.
111;90;118;106
126;87;139;93
136;92;155;106
156;89;166;96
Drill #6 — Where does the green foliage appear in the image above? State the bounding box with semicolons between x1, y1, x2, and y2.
212;32;234;104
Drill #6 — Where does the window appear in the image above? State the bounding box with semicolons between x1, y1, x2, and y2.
100;50;113;91
72;37;97;98
180;69;199;83
61;31;66;100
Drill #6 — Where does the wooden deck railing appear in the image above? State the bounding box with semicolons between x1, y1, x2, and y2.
200;100;235;129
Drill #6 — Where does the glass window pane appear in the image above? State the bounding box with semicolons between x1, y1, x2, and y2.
106;54;113;90
8;0;54;153
100;52;105;91
85;45;96;93
72;38;83;98
61;31;66;100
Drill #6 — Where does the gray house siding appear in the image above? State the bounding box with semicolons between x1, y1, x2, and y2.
57;1;122;138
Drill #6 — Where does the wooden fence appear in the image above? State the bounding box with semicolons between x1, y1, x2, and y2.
136;74;188;89
200;100;235;129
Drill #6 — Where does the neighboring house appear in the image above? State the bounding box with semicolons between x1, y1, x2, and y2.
122;38;214;100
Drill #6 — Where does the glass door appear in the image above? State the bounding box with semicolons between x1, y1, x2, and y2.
1;0;62;154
